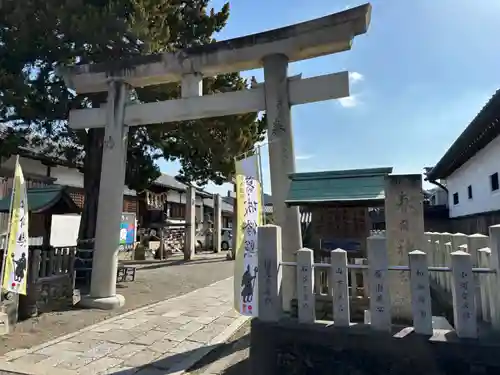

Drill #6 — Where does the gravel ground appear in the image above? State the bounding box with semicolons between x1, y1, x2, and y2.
0;252;234;355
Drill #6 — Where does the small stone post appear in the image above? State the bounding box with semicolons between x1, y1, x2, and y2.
478;247;492;323
429;233;441;280
296;248;315;323
330;249;350;327
384;174;425;322
350;260;358;299
467;234;489;319
213;194;222;253
450;251;477;338
424;232;433;252
438;233;451;290
488;225;500;329
361;258;370;298
444;242;453;292
408;250;433;335
451;233;468;255
367;235;391;331
184;186;196;260
257;225;282;322
424;232;433;271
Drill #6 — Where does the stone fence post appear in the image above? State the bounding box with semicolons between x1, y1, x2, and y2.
488;225;500;329
478;247;492;323
438;233;451;290
444;242;452;292
450;250;477;338
452;234;468;296
296;248;315;323
367;235;391;332
408;250;432;335
257;225;282;322
330;249;350;327
467;234;488;319
429;232;440;280
424;231;433;267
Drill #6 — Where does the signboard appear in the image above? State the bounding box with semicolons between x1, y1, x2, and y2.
119;213;137;251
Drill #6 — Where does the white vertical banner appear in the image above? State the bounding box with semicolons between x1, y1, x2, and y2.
234;153;262;316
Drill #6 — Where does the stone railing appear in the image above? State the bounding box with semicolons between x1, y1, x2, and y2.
425;229;500;328
258;224;500;339
313;254;367;296
302;256;368;321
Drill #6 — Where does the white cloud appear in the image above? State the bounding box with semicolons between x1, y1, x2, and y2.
349;71;364;84
296;154;314;161
338;95;359;108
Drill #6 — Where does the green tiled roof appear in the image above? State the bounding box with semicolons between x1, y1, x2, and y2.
0;185;80;214
286;167;393;205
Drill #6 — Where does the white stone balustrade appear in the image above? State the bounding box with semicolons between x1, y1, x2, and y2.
423;229;500;331
256;225;500;339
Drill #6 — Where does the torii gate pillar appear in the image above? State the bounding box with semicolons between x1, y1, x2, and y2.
263;54;302;310
81;80;129;309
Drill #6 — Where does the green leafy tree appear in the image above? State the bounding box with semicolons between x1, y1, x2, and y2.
0;0;265;240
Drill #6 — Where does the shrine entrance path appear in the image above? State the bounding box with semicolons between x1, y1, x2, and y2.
0;252;233;356
0;273;248;375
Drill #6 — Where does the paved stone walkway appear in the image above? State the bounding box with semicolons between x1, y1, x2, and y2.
0;278;248;375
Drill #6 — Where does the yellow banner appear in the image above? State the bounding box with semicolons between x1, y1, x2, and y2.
233;153;262;316
2;159;29;295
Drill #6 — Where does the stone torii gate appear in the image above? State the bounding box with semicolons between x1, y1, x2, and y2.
62;4;371;310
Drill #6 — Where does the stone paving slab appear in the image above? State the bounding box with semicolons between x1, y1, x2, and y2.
0;278;249;375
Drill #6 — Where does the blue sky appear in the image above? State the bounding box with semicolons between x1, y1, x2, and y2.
157;0;500;195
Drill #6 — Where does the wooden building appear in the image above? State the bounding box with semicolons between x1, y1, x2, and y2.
285;167;393;259
0;146;234;237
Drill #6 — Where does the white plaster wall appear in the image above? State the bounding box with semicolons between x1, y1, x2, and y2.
435;188;448;206
428;187;448;206
447;135;500;218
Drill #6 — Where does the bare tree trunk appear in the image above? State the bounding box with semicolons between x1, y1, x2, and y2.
78;128;105;241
